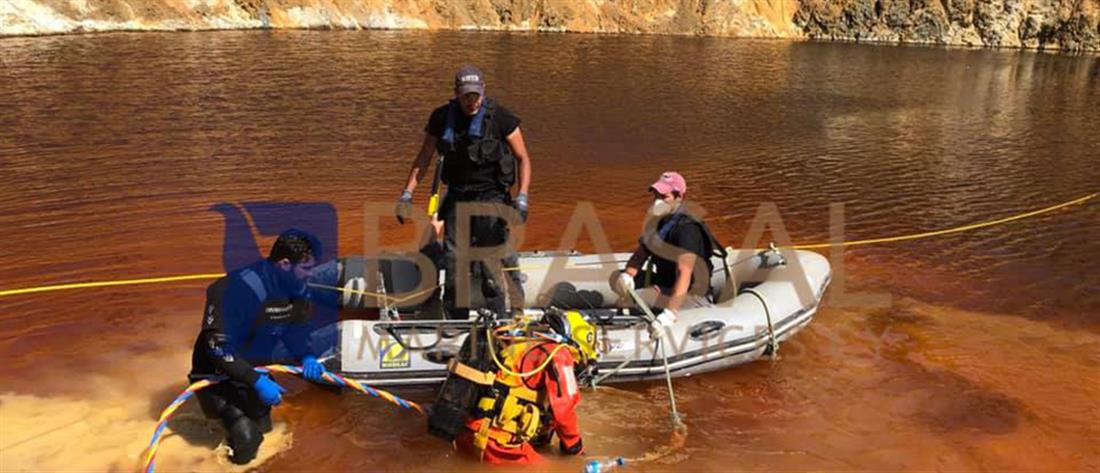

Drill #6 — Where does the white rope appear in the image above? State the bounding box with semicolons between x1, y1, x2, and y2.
742;288;778;357
625;289;683;427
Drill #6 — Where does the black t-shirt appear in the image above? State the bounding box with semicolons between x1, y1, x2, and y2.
644;214;712;292
424;101;520;140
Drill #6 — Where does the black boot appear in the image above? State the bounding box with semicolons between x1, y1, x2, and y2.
253;412;273;434
226;416;263;465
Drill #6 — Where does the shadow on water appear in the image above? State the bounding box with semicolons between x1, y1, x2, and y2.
860;305;1027;434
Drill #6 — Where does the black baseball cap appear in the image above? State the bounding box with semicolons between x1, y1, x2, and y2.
454;65;485;96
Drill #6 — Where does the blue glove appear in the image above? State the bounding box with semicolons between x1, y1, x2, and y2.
253;375;286;406
302;355;325;382
514;193;529;222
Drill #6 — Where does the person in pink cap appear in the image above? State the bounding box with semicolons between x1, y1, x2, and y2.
610;171;722;332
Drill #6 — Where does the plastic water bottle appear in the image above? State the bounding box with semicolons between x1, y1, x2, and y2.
583;457;625;473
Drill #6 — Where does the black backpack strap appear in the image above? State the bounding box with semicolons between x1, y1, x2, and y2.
696;220;735;303
694;220;726;258
481;99;498;139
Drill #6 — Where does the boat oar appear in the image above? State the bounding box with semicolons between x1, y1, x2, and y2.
625;289;684;429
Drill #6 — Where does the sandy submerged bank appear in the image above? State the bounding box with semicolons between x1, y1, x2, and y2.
0;295;1097;472
0;350;294;473
1;0;1097;52
0;393;294;472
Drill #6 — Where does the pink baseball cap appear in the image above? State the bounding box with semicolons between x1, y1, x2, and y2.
650;171;687;196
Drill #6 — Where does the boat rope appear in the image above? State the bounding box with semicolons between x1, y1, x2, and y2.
305;281;442;306
142;364;424;473
1;192;1093;299
742;288;778;357
583;322;688;472
789;192;1095;249
376;270;400;321
588;356;634;388
583;409;688;473
582;355;689;473
657;340;680;423
624;288;683;429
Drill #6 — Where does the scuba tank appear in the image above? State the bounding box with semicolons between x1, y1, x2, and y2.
428;311;498;441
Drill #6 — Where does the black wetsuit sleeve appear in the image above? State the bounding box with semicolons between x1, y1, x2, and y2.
281;299;315;361
199;278;261;385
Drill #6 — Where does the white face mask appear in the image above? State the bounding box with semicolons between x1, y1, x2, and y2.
651;199;674;217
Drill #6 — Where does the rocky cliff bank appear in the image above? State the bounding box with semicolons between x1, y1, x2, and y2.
1;0;1096;51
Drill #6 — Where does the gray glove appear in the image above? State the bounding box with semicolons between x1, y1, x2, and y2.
514;193;528;222
395;190;413;224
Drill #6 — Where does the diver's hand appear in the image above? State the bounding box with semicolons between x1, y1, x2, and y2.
301;356;325;382
395;190;413;224
253;375;287;406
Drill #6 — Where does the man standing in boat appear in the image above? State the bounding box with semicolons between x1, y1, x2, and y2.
611;172;724;330
395;65;533;319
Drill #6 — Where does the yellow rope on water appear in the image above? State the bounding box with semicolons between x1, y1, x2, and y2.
0;273;226;297
788;192;1096;250
0;192;1093;298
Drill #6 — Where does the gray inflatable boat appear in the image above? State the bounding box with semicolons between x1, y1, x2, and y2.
326;246;831;386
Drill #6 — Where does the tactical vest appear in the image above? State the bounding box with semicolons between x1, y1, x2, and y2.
437;99;516;193
640;212;730;299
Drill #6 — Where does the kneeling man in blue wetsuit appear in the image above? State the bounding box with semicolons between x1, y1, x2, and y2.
188;229;327;464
